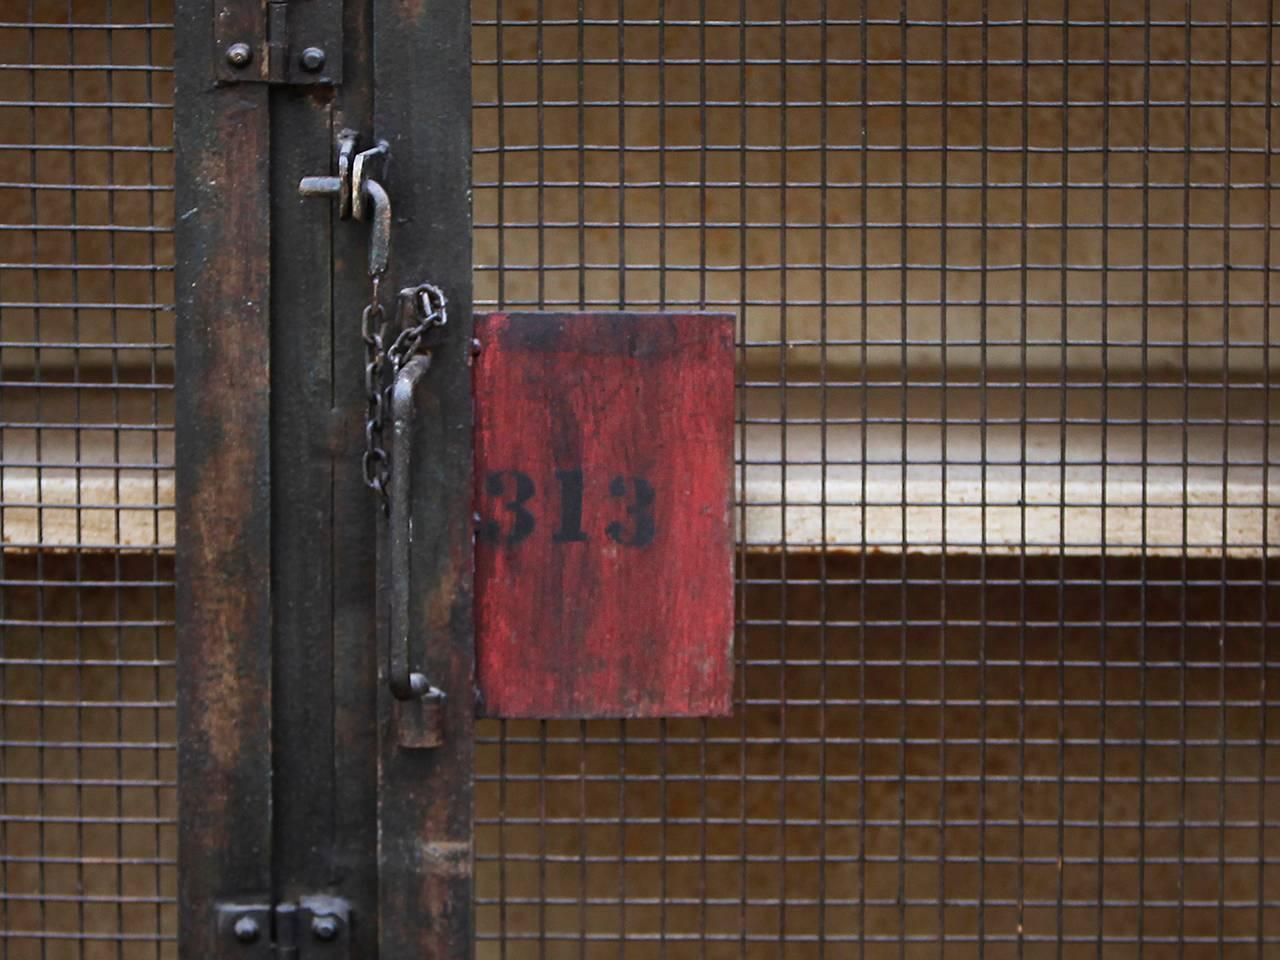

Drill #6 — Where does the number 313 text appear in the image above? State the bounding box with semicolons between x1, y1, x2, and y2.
478;469;655;548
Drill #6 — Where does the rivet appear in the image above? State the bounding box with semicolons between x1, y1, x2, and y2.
225;42;252;69
233;916;260;944
300;47;326;72
311;915;340;941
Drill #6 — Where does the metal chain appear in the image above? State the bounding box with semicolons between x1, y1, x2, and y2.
388;282;449;371
361;274;392;506
361;278;449;513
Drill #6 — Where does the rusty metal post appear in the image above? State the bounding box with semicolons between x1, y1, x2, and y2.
173;9;274;960
175;0;389;957
373;0;475;954
178;0;472;950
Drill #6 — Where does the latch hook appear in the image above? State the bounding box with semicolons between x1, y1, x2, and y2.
298;132;391;277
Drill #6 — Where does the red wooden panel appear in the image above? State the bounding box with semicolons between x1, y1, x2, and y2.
473;312;735;718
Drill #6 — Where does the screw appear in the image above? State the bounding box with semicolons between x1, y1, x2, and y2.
311;915;340;942
225;42;252;69
233;916;260;944
300;47;326;72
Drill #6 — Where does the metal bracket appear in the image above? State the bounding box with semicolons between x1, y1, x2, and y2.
216;897;351;960
214;0;343;85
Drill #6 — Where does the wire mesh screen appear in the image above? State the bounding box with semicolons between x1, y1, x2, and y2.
1;1;1277;959
471;0;1279;955
0;2;177;959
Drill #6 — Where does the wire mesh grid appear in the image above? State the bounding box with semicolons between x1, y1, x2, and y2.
470;0;1278;955
0;0;1277;958
0;1;177;959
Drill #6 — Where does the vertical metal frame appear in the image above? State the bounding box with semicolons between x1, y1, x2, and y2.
175;1;473;958
374;0;475;955
172;28;274;960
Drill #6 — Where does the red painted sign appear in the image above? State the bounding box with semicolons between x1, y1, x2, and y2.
473;312;736;718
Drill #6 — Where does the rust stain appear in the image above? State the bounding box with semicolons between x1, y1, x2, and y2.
182;100;271;771
305;84;336;106
395;0;427;28
418;840;471;875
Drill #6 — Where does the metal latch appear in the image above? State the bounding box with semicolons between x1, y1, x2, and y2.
215;0;342;85
297;131;449;750
216;897;350;960
299;132;392;278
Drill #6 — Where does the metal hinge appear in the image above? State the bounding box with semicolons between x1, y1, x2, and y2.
214;0;342;85
215;897;351;960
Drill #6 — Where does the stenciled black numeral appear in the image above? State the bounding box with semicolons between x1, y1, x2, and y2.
481;470;536;545
481;469;656;548
605;475;656;547
552;469;589;542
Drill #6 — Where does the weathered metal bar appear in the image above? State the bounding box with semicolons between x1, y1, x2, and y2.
373;0;475;952
269;86;339;907
174;5;274;958
389;354;438;702
327;5;381;956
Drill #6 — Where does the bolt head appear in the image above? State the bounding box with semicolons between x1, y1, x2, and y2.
311;915;340;941
225;42;252;69
300;47;326;72
233;916;260;944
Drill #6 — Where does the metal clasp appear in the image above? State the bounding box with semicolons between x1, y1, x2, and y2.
297;130;356;209
299;132;391;277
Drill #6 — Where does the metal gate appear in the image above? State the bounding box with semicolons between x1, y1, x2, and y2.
3;1;1277;958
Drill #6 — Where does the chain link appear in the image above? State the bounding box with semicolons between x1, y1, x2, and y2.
361;274;392;505
361;277;449;513
388;282;449;371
